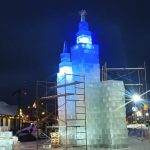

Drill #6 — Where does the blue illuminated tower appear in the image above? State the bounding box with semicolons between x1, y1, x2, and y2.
57;11;128;149
71;11;100;82
57;41;72;80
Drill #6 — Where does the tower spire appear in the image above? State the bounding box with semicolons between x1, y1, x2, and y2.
79;10;87;22
63;41;68;53
77;10;92;44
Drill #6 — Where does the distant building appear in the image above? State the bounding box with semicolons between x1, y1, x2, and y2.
0;101;18;131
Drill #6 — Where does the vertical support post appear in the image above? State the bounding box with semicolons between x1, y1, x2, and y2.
138;67;141;94
45;80;48;129
101;66;104;81
17;90;22;130
35;80;39;150
18;95;21;130
84;75;87;150
105;62;107;80
64;74;67;149
75;83;77;141
55;81;57;125
144;62;148;100
36;100;39;150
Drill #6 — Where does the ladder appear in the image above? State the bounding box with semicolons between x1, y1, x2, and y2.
64;74;87;150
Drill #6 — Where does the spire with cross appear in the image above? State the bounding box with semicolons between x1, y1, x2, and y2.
79;10;87;22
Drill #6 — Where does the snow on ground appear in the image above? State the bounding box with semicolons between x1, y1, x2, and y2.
128;136;150;150
16;125;150;150
18;136;150;150
127;124;148;129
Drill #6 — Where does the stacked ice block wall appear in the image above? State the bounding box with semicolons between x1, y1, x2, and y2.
86;81;128;148
71;44;100;83
57;79;128;148
0;127;13;150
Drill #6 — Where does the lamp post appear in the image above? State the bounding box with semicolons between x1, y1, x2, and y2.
131;94;142;122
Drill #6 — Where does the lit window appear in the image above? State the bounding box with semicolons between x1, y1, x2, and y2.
77;34;92;44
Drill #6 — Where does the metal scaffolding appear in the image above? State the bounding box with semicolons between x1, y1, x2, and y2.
35;74;87;149
54;74;87;150
101;62;148;99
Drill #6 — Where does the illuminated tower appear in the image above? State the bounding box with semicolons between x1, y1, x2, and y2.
57;41;75;146
57;11;128;149
57;41;72;80
71;10;100;82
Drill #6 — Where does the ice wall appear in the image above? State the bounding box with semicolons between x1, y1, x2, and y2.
86;80;128;149
0;130;13;150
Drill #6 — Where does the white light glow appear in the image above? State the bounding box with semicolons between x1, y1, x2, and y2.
58;66;73;81
59;66;72;75
77;35;92;44
132;94;141;102
146;113;149;116
136;111;142;117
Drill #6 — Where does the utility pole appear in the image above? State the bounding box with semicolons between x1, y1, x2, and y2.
12;89;22;130
12;89;26;130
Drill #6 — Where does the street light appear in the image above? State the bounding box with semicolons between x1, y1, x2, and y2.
131;94;142;121
132;94;142;102
115;93;143;112
146;112;149;117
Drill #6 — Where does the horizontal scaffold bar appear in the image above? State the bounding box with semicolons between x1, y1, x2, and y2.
40;93;75;100
49;81;83;89
106;67;144;70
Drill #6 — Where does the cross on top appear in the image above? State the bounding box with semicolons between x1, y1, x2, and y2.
79;10;87;22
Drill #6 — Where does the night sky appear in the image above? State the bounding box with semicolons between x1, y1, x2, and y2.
0;0;150;107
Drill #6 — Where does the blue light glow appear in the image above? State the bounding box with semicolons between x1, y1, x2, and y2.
77;34;92;44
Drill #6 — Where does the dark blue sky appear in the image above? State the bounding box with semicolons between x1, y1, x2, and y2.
0;0;150;106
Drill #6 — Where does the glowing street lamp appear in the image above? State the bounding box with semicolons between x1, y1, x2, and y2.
132;94;142;102
145;112;149;117
42;111;45;115
115;90;148;112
